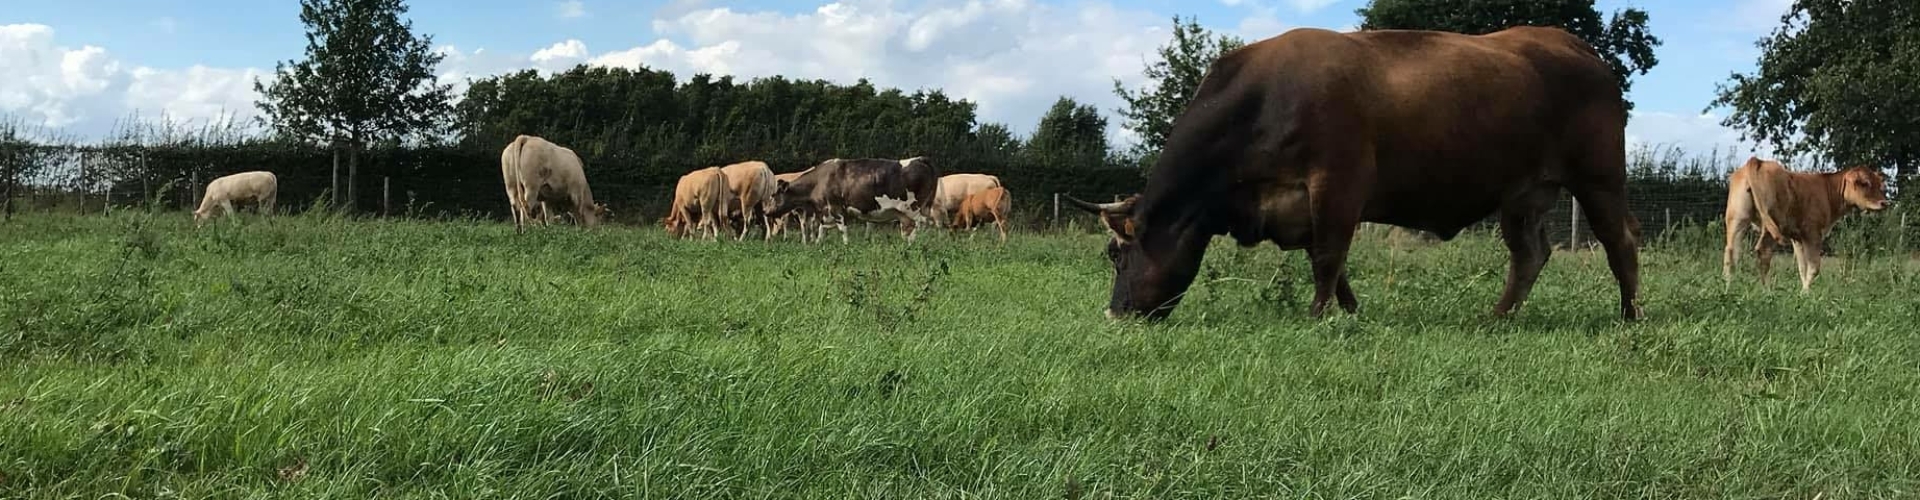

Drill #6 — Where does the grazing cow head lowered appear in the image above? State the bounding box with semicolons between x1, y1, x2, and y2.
1066;26;1646;322
1065;194;1193;320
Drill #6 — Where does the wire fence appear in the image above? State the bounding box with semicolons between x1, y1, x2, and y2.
4;140;1916;258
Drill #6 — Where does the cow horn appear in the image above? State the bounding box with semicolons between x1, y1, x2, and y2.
1063;195;1126;214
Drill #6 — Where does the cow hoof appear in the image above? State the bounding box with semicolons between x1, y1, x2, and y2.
1621;305;1644;321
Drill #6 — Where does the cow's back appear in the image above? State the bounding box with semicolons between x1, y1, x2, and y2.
1192;26;1623;235
515;137;590;191
935;173;1001;212
210;171;277;199
721;161;777;205
811;159;899;212
898;158;939;210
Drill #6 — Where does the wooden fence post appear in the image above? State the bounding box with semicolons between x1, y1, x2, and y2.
189;170;199;210
1570;199;1580;249
1052;193;1060;230
382;176;391;217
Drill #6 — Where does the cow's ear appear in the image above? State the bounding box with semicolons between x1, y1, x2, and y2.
776;180;790;193
1101;212;1137;243
1100;195;1140;243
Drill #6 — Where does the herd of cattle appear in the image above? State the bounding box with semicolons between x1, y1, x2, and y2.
184;26;1894;321
499;134;1014;243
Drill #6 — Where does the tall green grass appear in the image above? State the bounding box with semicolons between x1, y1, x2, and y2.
3;212;1918;498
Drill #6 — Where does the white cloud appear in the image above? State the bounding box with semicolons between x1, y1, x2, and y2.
1626;110;1774;160
566;0;1173;145
558;0;587;19
0;23;260;137
531;39;589;66
125;65;266;124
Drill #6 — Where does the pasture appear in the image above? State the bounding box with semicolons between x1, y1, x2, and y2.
3;211;1919;498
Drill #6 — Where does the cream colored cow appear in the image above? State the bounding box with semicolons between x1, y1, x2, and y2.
928;173;1002;226
193;171;277;225
719;161;779;241
665;167;733;241
501;135;605;233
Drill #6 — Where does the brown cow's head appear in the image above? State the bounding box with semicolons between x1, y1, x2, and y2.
1067;194;1203;321
1840;166;1889;212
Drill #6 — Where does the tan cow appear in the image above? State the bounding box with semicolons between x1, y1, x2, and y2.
951;186;1012;243
501;135;605;233
1723;157;1889;291
928;173;1003;226
768;170;818;242
665;167;733;240
719;161;779;241
193;171;277;225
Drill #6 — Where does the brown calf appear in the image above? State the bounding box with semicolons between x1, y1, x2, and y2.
952;186;1011;243
1723;157;1889;291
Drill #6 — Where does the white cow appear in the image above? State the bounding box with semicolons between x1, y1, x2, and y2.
193;171;277;225
928;173;1002;227
501;135;606;233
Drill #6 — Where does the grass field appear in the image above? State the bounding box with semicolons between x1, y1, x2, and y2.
3;211;1919;499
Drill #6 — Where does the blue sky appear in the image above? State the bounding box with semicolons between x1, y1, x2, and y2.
3;0;1793;156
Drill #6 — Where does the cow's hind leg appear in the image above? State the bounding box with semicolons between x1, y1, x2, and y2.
1723;187;1755;284
1493;186;1558;317
1792;240;1822;293
1568;181;1643;320
1754;233;1777;287
1303;209;1362;318
1303;163;1367;318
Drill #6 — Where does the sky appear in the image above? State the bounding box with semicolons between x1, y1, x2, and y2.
2;0;1795;157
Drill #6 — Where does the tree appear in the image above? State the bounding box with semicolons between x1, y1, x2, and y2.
1112;16;1244;171
1024;97;1109;170
1356;0;1661;112
1708;0;1920;178
254;0;453;212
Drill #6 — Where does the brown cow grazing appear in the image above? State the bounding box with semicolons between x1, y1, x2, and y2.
719;160;779;241
1067;26;1643;321
1722;157;1889;291
501;135;605;232
767;157;939;244
665;167;733;241
952;186;1012;243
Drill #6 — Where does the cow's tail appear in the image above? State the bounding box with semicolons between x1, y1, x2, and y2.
502;136;526;218
994;189;1012;220
1743;158;1790;240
